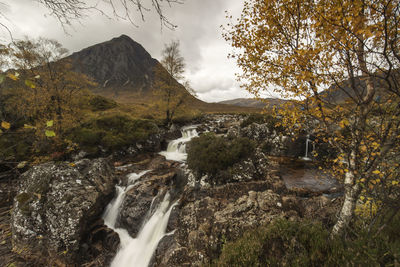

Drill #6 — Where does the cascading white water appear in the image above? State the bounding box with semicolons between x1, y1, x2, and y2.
103;125;198;267
110;193;176;267
159;126;198;162
302;134;313;161
103;170;149;228
103;170;173;267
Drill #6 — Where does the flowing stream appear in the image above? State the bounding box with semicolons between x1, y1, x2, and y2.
103;126;197;267
159;125;198;162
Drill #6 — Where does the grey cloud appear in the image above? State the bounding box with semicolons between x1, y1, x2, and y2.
1;0;247;102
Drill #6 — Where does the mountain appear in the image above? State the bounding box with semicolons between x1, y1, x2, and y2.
218;98;288;109
68;34;159;92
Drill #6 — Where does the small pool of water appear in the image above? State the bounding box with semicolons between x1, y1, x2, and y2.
278;157;342;193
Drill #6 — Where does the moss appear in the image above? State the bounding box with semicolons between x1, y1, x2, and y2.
0;132;34;162
187;133;255;183
16;192;32;205
16;192;34;216
26;176;51;195
214;218;400;266
70;128;103;146
101;133;126;150
88;95;117;111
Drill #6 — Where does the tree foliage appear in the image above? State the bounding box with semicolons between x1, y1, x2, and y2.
0;37;95;166
225;0;400;236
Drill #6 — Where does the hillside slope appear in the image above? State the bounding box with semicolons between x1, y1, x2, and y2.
218;98;288;109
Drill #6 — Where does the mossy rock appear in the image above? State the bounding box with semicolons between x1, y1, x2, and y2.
16;192;32;205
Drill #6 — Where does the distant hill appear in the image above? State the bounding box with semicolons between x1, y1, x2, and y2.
320;70;400;105
218;98;288;109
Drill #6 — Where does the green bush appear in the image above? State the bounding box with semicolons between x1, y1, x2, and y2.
187;133;255;181
214;218;400;267
88;95;117;111
69;115;158;151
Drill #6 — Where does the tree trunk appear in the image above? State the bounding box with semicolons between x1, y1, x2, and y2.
331;170;360;237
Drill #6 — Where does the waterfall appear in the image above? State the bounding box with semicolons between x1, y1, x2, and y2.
302;134;313;161
103;125;198;267
159;125;198;162
109;193;176;267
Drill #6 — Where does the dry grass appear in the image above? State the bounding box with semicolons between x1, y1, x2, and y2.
92;88;263;120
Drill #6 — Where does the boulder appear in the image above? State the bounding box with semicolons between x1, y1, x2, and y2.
240;122;270;142
80;219;120;266
118;171;178;237
153;183;283;266
11;158;116;266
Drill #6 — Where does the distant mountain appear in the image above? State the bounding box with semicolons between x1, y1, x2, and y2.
68;35;159;92
320;70;400;104
218;98;288;109
63;35;268;113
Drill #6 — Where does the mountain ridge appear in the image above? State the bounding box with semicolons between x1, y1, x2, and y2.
68;34;159;92
218;97;288;109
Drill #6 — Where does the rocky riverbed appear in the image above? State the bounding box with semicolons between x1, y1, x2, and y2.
4;114;343;266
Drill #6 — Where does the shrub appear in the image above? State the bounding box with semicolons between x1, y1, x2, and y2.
69;115;158;152
88;95;117;111
214;218;400;266
187;133;255;180
0;132;34;162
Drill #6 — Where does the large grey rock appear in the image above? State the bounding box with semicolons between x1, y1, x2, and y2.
11;158;116;265
118;170;179;237
240;122;271;141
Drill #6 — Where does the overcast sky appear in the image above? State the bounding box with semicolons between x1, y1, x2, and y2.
0;0;255;102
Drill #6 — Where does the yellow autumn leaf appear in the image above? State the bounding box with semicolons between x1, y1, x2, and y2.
392;181;399;186
372;170;381;175
25;79;36;89
1;121;10;130
7;73;19;81
24;124;36;129
45;130;56;137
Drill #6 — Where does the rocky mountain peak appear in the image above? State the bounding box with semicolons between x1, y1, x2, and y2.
68;34;159;91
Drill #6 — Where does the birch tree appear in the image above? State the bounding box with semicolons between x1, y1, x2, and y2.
154;40;187;126
224;0;400;236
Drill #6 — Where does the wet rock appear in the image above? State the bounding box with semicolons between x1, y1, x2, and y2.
229;159;257;182
118;171;178;237
240;122;270;142
11;158;115;266
153;182;283;266
80;219;120;266
281;196;304;215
